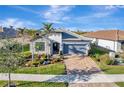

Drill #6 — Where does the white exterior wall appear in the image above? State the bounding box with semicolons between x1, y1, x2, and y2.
83;37;97;44
85;36;122;52
48;33;63;51
116;41;122;52
49;33;62;43
30;38;52;55
98;39;122;52
114;41;118;52
97;39;116;52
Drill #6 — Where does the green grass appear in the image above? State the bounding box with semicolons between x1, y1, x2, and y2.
0;81;68;87
14;63;66;75
92;56;124;74
115;82;124;87
90;45;124;74
97;62;124;74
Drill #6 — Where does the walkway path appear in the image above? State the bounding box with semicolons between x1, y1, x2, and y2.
64;55;117;87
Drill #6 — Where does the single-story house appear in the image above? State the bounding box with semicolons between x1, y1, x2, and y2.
0;26;17;38
83;30;124;53
30;30;90;55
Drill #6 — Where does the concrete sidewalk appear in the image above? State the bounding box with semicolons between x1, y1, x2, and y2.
1;73;124;84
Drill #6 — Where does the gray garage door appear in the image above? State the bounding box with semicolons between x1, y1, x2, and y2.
63;44;87;55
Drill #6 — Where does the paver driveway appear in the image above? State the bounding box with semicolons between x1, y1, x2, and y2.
64;55;117;87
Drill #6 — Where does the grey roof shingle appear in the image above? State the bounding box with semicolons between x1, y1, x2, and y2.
0;27;17;38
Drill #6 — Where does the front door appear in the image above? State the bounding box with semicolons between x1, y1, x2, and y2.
53;42;60;54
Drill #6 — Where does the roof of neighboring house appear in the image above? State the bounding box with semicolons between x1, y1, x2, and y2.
83;30;124;41
0;26;17;38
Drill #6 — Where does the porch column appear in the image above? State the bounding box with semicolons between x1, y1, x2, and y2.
60;42;63;53
31;42;34;62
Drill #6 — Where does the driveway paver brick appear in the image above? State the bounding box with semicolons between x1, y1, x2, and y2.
64;55;117;87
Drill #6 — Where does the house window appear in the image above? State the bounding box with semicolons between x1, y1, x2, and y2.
35;42;45;51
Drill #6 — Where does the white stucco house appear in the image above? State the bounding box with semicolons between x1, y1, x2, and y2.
83;30;124;53
30;30;90;56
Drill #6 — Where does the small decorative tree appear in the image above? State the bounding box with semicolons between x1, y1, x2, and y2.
0;39;24;87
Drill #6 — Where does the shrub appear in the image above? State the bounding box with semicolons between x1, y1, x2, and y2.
99;54;113;65
56;58;61;62
34;54;38;58
51;58;61;64
42;53;47;61
25;60;40;67
115;54;119;58
89;45;108;57
39;59;44;64
106;60;114;65
22;52;32;58
120;53;124;59
23;44;30;52
59;51;63;55
59;51;64;59
95;54;100;61
32;61;39;67
25;61;33;67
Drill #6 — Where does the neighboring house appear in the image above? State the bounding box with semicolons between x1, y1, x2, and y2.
0;26;17;38
83;30;124;53
0;26;3;32
30;30;90;55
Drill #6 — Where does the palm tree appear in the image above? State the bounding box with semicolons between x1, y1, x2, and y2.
42;22;54;37
42;23;54;56
42;23;54;35
31;23;54;62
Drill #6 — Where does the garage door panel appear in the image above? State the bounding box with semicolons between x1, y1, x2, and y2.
63;44;68;54
63;44;87;54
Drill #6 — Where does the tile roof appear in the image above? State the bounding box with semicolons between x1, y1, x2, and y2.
83;30;124;41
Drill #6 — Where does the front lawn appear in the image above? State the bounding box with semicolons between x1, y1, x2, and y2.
14;63;66;75
90;45;124;74
92;54;124;74
0;81;68;87
97;62;124;74
115;82;124;87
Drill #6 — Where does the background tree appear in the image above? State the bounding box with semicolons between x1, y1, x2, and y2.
17;27;26;53
0;39;24;87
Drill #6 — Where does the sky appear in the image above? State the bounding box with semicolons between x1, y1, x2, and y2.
0;5;124;31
